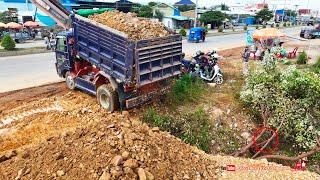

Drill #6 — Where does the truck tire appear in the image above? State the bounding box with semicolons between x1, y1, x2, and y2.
65;71;76;90
97;84;119;112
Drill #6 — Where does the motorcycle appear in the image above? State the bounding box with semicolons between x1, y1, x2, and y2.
181;50;224;84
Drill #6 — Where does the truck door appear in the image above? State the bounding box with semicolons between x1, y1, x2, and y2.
55;35;69;77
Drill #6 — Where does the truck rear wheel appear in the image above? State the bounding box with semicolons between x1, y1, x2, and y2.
65;71;76;90
97;84;119;112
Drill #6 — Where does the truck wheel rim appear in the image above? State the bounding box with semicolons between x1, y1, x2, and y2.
66;76;75;89
100;94;110;109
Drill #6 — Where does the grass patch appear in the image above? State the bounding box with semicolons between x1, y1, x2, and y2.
143;107;213;152
0;47;50;57
168;74;206;105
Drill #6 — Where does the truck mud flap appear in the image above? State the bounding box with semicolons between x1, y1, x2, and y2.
125;86;170;109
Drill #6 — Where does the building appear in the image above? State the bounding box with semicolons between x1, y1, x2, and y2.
152;3;191;29
0;0;137;26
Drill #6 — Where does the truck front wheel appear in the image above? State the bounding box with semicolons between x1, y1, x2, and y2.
97;84;119;112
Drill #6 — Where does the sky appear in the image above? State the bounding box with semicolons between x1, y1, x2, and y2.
129;0;320;10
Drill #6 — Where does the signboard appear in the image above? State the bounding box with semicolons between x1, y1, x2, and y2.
245;30;254;45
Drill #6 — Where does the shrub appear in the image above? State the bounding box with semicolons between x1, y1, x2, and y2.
262;24;266;28
218;26;223;32
297;51;308;64
287;22;291;26
243;25;248;31
255;25;259;29
143;108;213;152
283;22;287;27
312;57;320;73
240;63;320;151
179;28;187;37
276;23;280;28
271;23;275;28
1;34;15;50
169;74;206;104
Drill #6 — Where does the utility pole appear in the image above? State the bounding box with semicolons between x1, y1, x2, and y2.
194;0;198;27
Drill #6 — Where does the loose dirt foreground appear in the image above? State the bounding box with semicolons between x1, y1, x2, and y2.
0;48;319;179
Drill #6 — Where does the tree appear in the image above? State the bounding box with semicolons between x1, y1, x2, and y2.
220;3;230;11
255;8;274;24
177;5;195;12
154;10;164;22
1;34;16;50
0;11;18;23
137;5;153;18
199;11;228;28
285;9;297;17
148;2;157;7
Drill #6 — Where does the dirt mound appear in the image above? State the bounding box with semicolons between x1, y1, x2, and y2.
0;113;218;179
89;11;171;40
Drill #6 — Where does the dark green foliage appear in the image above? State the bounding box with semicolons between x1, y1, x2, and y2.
243;26;248;31
170;74;205;104
180;109;212;152
137;5;153;18
283;22;287;27
1;34;15;50
297;51;308;64
154;10;164;21
271;23;274;28
240;64;320;150
0;11;18;23
179;28;187;37
199;11;228;27
148;1;157;7
255;25;259;29
255;8;274;23
177;4;195;12
276;23;280;28
262;24;266;28
143;108;213;152
218;26;223;32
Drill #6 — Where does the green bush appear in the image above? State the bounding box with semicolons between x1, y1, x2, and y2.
218;26;223;32
240;63;320;151
143;108;213;152
283;22;287;27
297;51;308;64
276;23;280;28
262;24;266;28
312;57;320;73
169;74;206;104
243;25;248;31
179;28;187;37
1;34;15;50
255;25;259;29
271;23;275;28
287;22;291;26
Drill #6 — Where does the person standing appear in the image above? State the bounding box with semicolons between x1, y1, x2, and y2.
242;47;250;76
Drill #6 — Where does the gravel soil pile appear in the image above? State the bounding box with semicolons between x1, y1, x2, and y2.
89;11;171;40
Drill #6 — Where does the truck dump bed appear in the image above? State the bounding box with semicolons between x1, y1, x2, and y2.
73;15;182;87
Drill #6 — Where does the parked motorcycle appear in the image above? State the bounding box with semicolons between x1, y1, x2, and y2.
181;50;224;84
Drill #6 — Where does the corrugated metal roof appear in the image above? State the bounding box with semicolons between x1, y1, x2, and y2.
165;15;190;21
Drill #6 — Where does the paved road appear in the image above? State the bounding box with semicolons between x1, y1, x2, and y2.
0;27;302;93
0;53;62;93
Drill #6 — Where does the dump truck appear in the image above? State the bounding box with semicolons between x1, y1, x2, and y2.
32;0;182;112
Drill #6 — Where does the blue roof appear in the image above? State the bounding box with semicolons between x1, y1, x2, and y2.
174;0;195;5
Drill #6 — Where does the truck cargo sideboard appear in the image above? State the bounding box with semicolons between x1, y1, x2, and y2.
135;35;182;86
73;15;135;84
72;14;182;87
